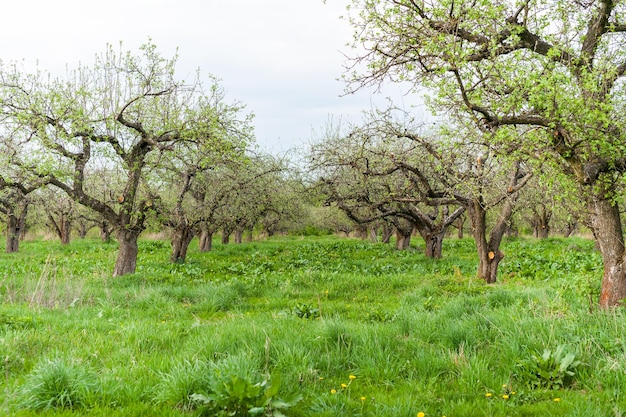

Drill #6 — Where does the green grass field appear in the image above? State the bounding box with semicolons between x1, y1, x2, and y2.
1;235;624;416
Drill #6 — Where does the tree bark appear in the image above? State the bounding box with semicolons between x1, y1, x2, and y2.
381;225;393;244
199;228;213;252
395;225;413;250
5;201;28;254
469;199;506;284
113;229;141;276
221;228;231;244
424;230;445;259
48;213;72;245
234;229;243;244
100;220;113;242
588;190;626;308
170;227;195;263
369;227;379;243
531;205;551;238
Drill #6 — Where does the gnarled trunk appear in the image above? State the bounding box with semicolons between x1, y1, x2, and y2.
234;229;244;244
113;229;141;276
5;202;28;254
531;205;551;238
424;230;445;259
588;191;626;308
381;225;393;244
199;229;213;252
221;228;231;244
395;225;413;250
170;227;195;263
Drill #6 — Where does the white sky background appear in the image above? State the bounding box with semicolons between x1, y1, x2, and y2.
0;0;427;154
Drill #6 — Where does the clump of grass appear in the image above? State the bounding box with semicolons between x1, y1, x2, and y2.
154;359;211;410
16;357;99;410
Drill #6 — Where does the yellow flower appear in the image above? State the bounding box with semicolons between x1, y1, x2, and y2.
360;396;366;401
417;412;425;417
330;389;337;394
341;383;348;388
349;374;357;380
502;384;508;388
485;393;492;397
511;391;516;395
502;394;509;399
554;398;561;402
319;377;324;380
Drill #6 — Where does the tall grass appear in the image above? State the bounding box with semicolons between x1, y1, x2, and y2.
0;235;623;416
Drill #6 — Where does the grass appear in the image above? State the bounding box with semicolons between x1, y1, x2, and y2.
0;234;623;416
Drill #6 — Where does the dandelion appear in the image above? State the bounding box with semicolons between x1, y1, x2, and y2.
319;377;324;380
330;389;337;394
341;383;348;388
554;398;561;402
502;394;509;399
349;374;357;380
485;393;492;398
417;412;425;417
360;396;366;401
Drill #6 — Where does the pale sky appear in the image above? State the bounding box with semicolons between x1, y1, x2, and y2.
0;0;425;153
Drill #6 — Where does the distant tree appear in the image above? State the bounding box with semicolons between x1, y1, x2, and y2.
0;152;49;252
0;42;244;275
345;0;626;306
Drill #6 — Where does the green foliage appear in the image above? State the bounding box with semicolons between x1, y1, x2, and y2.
190;357;301;417
515;345;583;390
0;235;621;416
17;358;99;411
293;303;320;319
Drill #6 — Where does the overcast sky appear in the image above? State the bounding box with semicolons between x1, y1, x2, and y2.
0;0;426;153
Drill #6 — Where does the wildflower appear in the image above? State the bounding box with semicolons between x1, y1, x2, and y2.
511;391;516;395
417;412;425;417
319;377;324;380
554;398;561;402
330;389;337;394
502;394;509;399
360;396;366;401
349;374;357;380
341;383;348;388
485;393;492;398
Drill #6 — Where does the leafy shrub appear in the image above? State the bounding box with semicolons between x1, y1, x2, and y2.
293;303;320;319
17;357;99;410
515;345;582;390
190;355;301;416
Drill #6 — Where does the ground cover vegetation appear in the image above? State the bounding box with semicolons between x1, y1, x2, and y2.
1;234;624;416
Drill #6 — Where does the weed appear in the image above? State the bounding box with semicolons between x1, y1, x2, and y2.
515;345;583;390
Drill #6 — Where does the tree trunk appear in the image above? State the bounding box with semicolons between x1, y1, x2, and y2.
455;215;465;239
588;191;626;308
170;227;195;263
6;213;20;253
469;197;511;284
531;206;551;238
369;227;379;243
424;230;445;259
563;221;577;238
234;229;243;244
381;225;393;244
221;228;231;244
100;221;112;242
113;229;141;276
5;202;28;254
355;225;368;240
199;229;213;252
395;226;413;250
